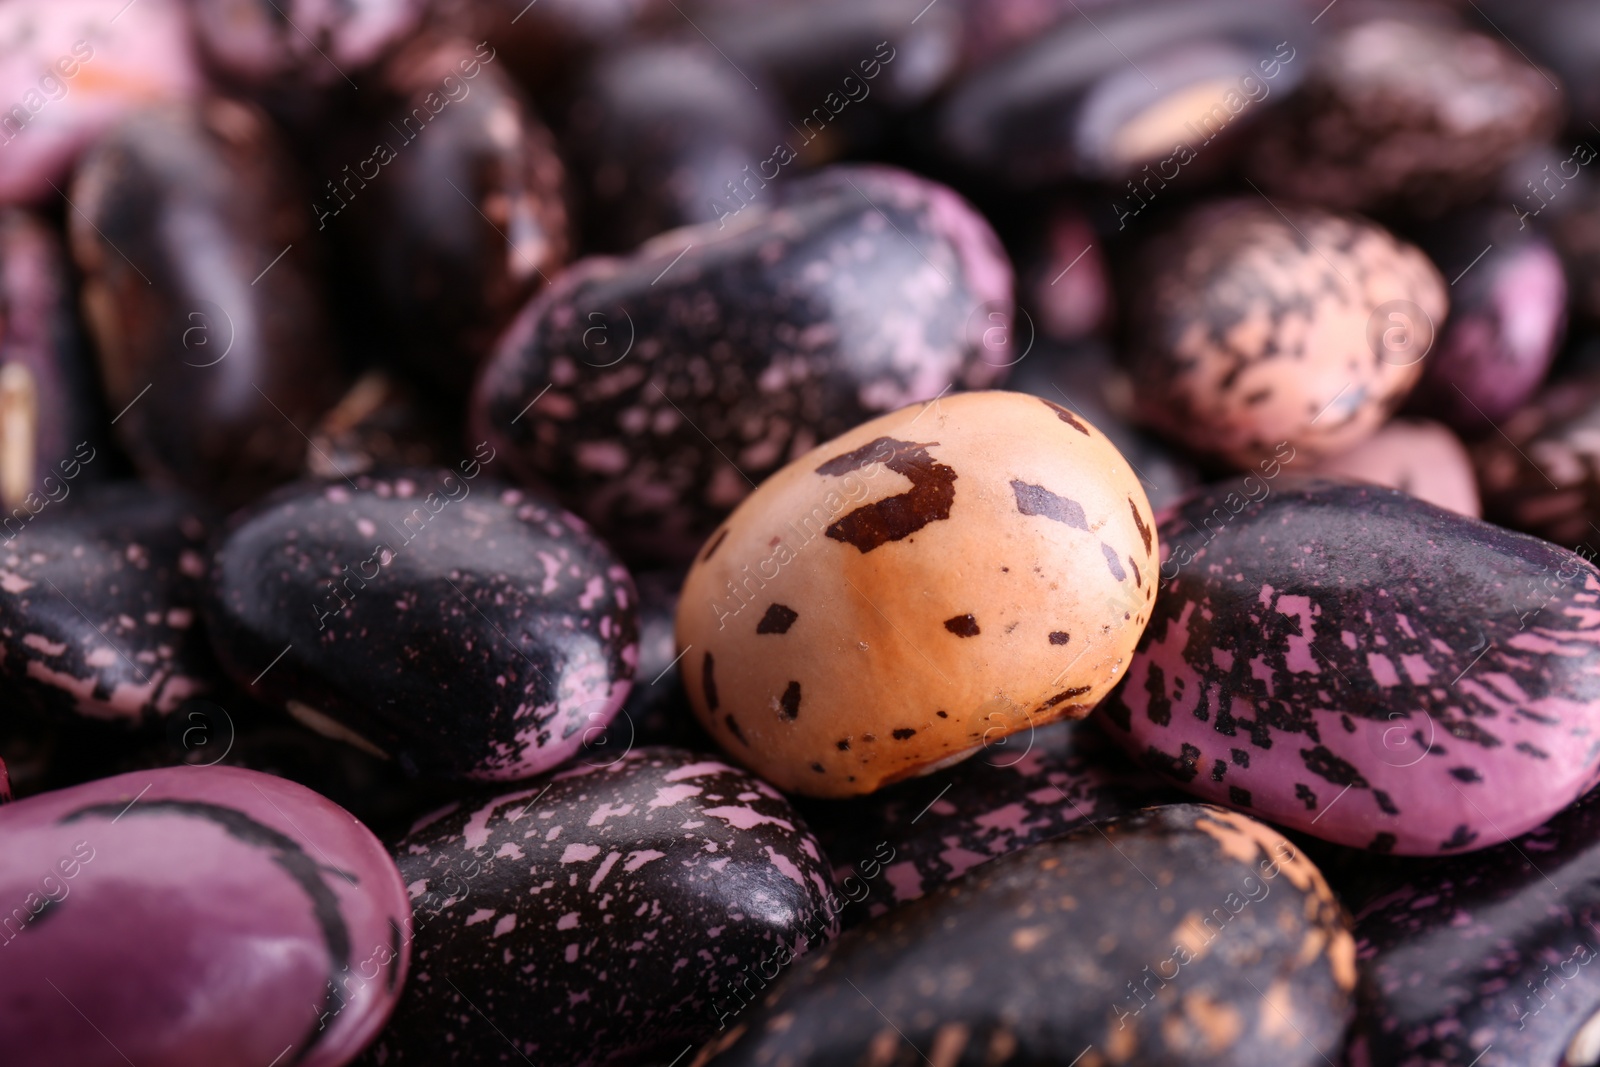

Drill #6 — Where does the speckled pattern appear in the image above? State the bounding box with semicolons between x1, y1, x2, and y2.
471;162;1013;564
796;715;1178;926
1097;479;1600;855
0;482;216;725
676;391;1157;797
360;747;838;1067
1124;198;1446;468
693;803;1356;1067
1346;788;1600;1067
1474;372;1600;553
0;766;411;1067
1248;15;1561;214
203;469;638;781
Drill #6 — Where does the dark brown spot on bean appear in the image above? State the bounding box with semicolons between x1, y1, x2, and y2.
702;527;729;561
702;651;718;711
810;762;825;773
1129;499;1153;554
892;728;916;740
1011;480;1087;530
1040;398;1090;435
1128;557;1141;587
756;603;799;634
836;739;851;751
724;714;746;745
1049;631;1070;645
777;681;801;720
1040;687;1092;709
815;437;957;553
935;710;948;718
943;614;980;637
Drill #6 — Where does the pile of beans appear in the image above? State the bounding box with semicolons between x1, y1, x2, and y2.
4;1;1600;1065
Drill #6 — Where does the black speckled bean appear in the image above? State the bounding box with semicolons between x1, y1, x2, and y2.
694;803;1356;1067
565;41;785;252
1097;479;1600;855
360;746;839;1067
1347;788;1600;1067
1247;11;1560;215
203;469;638;781
471;162;1013;565
0;482;217;727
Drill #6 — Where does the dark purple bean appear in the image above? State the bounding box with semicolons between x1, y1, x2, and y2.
69;99;347;507
203;469;639;781
324;36;570;397
565;42;785;252
1404;208;1567;434
1473;372;1600;552
683;0;961;123
1098;479;1600;855
0;765;411;1067
1247;10;1561;215
471;163;1014;565
360;747;838;1067
0;482;218;728
939;0;1308;187
697;804;1355;1067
